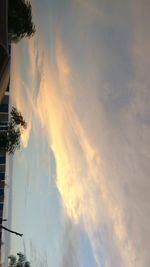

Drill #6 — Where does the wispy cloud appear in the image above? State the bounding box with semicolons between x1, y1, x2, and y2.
11;1;150;266
60;220;80;267
23;33;136;267
11;37;45;148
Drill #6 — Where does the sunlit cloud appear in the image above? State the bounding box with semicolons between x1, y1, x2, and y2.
10;1;150;266
26;34;137;267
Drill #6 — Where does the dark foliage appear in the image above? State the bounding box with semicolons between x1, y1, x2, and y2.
8;0;36;42
11;107;27;129
0;107;27;154
8;252;30;267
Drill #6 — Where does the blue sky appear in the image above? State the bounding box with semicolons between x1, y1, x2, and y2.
4;0;150;267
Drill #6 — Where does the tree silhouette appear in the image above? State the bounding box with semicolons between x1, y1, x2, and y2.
8;0;36;42
0;107;27;154
10;107;27;129
8;252;30;267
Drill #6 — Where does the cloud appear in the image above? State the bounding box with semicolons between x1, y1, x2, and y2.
27;38;45;102
10;1;150;266
60;220;80;267
27;33;137;267
27;239;48;267
11;37;45;148
10;45;32;147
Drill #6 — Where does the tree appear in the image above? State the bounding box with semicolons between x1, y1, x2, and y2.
8;0;36;42
10;107;27;129
8;252;30;267
0;107;27;154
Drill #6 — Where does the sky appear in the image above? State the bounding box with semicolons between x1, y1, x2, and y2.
3;0;150;266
